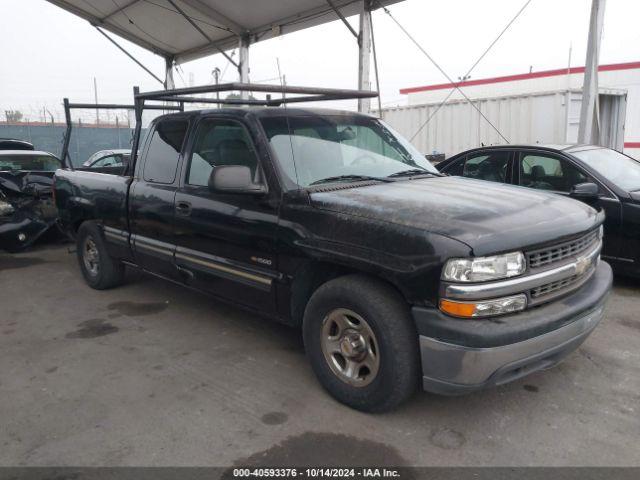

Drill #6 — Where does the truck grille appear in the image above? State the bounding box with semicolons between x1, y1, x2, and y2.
527;229;599;269
531;275;579;298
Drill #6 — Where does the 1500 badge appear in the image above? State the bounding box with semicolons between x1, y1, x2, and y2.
251;256;273;266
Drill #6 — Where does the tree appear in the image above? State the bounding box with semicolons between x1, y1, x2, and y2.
5;110;23;123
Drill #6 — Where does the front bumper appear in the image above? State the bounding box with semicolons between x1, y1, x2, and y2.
0;214;56;252
413;261;612;395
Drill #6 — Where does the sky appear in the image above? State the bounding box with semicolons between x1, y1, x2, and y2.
1;0;639;123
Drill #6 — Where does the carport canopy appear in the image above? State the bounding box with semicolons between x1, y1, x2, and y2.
47;0;404;111
45;0;402;63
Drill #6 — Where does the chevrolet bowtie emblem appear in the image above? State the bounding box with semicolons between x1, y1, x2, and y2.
575;255;592;276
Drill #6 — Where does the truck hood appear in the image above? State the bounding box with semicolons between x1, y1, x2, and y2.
309;176;602;256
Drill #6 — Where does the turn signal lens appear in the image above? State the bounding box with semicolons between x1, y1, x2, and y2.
439;299;477;318
439;294;527;319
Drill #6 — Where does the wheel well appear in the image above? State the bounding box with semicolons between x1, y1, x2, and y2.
73;219;86;232
63;219;89;240
289;262;406;327
75;218;101;233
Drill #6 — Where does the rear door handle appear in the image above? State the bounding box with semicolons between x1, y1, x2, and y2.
175;201;192;216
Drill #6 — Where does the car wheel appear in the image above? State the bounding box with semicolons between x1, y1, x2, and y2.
303;274;420;412
76;221;124;290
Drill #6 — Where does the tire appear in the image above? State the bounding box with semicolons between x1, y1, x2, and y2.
76;221;125;290
303;274;420;412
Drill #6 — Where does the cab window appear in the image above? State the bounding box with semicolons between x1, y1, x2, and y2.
187;119;259;187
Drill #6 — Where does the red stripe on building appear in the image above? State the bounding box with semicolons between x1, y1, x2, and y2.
400;61;640;95
625;142;640;149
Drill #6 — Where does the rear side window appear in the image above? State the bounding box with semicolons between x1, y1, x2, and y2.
450;151;510;183
0;154;61;171
143;119;188;184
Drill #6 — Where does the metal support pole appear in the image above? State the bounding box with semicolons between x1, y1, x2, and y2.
239;35;250;100
213;67;221;107
130;86;143;176
369;9;382;117
164;57;176;90
94;77;99;125
357;0;373;113
94;26;165;86
578;0;606;144
61;98;74;170
326;0;358;39
166;0;238;68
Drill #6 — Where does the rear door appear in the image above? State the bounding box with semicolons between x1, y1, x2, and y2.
129;116;189;280
172;115;280;313
515;149;622;259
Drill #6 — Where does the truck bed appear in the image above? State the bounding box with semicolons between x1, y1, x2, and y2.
54;169;131;237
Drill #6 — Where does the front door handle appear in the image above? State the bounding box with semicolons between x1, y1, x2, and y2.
175;201;192;216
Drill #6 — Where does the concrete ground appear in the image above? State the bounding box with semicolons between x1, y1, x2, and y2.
0;244;639;467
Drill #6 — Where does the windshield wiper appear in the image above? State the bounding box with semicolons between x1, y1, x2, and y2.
309;174;392;186
387;169;439;178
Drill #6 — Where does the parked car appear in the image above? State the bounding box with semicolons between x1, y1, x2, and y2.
436;144;640;277
80;149;130;174
55;109;611;412
0;150;61;252
0;139;34;151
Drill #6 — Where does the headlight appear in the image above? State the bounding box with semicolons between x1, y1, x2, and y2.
0;200;15;216
442;251;526;282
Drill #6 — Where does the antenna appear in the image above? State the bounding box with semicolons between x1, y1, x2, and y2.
276;58;300;189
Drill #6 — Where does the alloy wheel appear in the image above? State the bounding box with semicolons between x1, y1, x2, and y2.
320;308;380;387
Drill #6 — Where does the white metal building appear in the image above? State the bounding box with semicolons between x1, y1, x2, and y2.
381;61;640;159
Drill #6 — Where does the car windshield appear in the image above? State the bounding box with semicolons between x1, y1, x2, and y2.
0;154;61;172
573;148;640;191
260;114;437;188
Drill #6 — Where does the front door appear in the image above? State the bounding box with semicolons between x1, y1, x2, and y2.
129;116;190;280
515;150;623;259
172;116;279;313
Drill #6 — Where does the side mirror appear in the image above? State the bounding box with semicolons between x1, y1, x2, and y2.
209;165;266;194
570;182;599;199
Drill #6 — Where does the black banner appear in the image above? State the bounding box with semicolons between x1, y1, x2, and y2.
0;468;638;480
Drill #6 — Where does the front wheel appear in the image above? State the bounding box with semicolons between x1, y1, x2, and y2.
76;222;125;290
303;275;420;412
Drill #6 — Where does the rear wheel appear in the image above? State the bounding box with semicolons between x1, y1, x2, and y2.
76;222;124;290
303;275;420;412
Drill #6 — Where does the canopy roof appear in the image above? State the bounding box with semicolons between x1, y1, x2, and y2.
46;0;403;64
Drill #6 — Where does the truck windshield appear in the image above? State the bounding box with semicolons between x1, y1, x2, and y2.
0;154;61;172
573;148;640;192
260;114;437;188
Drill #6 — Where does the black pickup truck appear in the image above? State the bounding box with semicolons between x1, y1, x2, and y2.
55;106;612;412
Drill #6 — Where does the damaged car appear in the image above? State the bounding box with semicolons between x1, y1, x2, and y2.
80;149;131;175
0;150;61;252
